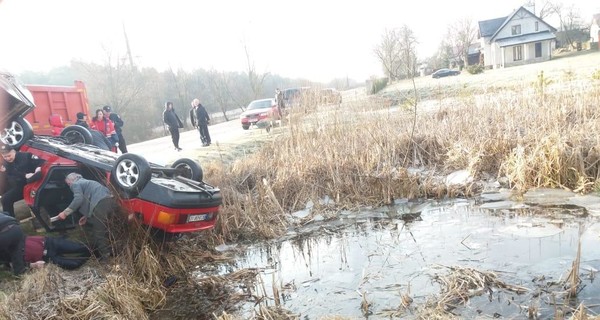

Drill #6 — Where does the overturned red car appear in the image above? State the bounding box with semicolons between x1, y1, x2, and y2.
1;71;222;238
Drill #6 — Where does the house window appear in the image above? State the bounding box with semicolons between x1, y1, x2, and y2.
535;21;539;31
512;25;521;35
513;46;523;61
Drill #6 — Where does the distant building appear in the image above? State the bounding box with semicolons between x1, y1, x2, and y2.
591;13;600;44
478;6;556;69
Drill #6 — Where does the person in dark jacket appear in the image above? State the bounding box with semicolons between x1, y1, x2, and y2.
24;235;91;270
0;144;45;217
163;101;184;151
189;98;211;147
57;173;117;261
0;212;26;275
75;112;89;128
103;105;128;153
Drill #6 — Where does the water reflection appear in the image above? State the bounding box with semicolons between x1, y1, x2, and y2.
230;201;600;318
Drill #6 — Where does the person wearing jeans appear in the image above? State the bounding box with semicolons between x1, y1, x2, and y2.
24;236;91;270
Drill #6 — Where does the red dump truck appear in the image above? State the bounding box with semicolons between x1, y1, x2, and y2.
0;76;90;148
25;81;90;136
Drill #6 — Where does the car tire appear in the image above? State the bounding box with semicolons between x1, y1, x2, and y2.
111;153;152;198
60;125;93;145
0;117;33;148
171;158;203;182
242;125;250;130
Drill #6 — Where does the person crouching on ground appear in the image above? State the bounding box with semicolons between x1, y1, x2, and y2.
0;212;26;275
0;144;45;217
57;173;118;262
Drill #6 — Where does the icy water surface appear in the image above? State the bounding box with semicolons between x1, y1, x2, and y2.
225;194;600;319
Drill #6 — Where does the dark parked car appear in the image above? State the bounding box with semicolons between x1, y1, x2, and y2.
432;68;460;79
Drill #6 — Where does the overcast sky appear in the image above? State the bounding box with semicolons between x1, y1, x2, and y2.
0;0;597;82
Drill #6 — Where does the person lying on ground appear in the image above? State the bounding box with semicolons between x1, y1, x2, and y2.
24;235;91;270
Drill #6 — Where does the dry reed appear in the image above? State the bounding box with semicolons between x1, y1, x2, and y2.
207;72;600;243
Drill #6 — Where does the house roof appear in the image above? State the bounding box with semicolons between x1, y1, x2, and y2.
490;7;556;41
495;31;556;47
478;6;557;43
478;17;507;38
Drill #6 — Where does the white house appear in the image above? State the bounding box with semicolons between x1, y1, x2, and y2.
591;14;600;43
478;6;556;69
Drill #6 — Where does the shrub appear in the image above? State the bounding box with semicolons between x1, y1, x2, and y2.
370;77;389;94
592;69;600;80
466;64;484;75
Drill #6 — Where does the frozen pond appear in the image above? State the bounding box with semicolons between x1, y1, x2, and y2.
212;189;600;318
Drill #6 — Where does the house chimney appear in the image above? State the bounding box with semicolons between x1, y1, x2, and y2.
523;0;535;15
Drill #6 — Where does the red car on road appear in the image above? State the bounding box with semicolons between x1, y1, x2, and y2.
240;98;281;130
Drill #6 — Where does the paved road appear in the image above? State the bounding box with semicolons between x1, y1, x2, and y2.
127;118;275;166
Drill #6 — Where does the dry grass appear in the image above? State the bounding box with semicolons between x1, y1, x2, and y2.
206;68;600;242
418;265;528;319
4;56;600;319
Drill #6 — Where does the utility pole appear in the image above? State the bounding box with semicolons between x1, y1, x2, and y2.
123;22;135;70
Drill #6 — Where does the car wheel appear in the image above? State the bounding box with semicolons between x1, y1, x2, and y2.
60;125;93;145
242;124;250;130
0;118;33;148
171;158;203;182
111;153;151;197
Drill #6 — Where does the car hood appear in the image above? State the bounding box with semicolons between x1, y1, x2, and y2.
0;72;36;122
240;108;271;117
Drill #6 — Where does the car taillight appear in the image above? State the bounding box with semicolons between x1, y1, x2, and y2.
157;211;177;225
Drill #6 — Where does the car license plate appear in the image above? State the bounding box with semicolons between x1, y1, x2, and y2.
188;214;208;222
249;118;258;122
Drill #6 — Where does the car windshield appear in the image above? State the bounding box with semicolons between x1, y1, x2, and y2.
247;100;272;110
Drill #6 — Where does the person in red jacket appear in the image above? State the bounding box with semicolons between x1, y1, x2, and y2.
90;109;119;149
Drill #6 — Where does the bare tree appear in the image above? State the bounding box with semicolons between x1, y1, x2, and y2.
206;70;236;121
244;44;269;100
397;25;419;78
446;18;477;68
374;29;402;81
542;1;585;48
534;0;555;19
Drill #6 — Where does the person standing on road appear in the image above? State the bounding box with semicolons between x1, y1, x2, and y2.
90;109;119;150
75;112;89;128
0;212;26;275
163;101;184;151
103;105;128;154
0;144;45;217
190;98;211;147
275;88;285;124
57;173;118;262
